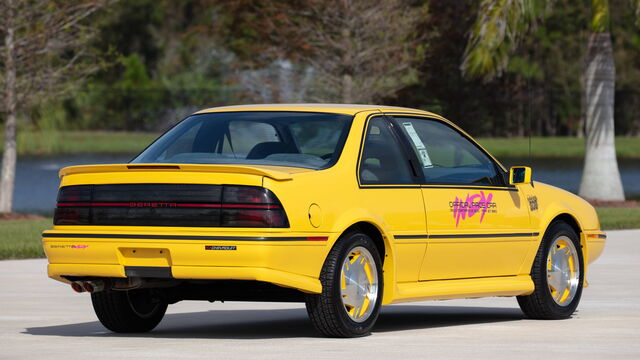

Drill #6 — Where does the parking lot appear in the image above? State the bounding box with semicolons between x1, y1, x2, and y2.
1;229;638;360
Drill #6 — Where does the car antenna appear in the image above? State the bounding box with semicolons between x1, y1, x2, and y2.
527;62;534;186
527;66;532;165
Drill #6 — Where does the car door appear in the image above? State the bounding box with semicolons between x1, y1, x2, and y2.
390;115;534;281
356;115;428;283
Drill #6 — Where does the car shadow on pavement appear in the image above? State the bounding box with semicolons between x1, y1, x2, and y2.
23;305;524;339
374;305;524;333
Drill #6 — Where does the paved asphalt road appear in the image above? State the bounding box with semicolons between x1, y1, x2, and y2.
1;230;639;360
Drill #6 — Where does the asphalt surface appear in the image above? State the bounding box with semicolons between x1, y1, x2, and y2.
1;230;639;360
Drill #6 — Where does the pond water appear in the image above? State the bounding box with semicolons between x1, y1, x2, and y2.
501;157;640;200
13;155;132;214
9;155;640;214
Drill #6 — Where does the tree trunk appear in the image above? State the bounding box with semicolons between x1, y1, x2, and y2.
277;59;293;102
577;71;586;138
578;33;625;201
0;1;18;214
341;74;353;103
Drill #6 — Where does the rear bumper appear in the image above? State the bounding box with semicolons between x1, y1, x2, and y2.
47;264;322;293
43;229;333;294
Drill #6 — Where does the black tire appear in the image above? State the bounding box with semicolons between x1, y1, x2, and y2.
305;231;383;337
517;221;584;319
91;288;168;333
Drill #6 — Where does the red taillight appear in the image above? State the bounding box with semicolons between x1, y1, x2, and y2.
53;184;289;228
220;186;289;228
222;209;287;227
223;186;272;204
54;207;90;225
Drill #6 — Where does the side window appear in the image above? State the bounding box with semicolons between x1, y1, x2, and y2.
359;117;414;185
394;117;502;185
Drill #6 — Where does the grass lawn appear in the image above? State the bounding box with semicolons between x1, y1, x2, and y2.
596;207;640;230
0;208;637;260
477;136;640;159
4;130;161;156
0;218;51;259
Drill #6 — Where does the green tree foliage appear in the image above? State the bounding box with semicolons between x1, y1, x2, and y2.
0;0;113;213
459;0;634;200
218;0;429;103
66;0;237;130
393;0;639;137
7;0;640;137
461;0;544;82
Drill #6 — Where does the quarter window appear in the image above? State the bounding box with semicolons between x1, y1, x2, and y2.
394;117;502;185
359;117;414;185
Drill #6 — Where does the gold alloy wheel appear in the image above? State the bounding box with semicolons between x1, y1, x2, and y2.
340;246;379;322
546;236;580;306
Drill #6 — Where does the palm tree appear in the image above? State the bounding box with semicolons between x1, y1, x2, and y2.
461;0;638;201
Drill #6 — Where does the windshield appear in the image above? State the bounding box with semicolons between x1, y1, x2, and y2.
131;111;353;169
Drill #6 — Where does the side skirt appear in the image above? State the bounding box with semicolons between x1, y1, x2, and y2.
389;275;534;304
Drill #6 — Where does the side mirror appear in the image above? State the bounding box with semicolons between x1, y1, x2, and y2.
509;166;532;185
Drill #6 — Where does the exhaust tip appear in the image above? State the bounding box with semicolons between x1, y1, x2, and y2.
71;282;85;293
83;280;106;293
82;282;94;293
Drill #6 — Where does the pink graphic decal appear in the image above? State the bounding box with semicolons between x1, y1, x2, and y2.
449;191;497;227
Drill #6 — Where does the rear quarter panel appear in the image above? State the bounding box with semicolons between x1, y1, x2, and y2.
263;110;413;303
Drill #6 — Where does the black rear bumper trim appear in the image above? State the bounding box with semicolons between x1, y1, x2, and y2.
124;266;173;278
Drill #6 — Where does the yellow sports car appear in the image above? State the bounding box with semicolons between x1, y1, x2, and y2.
43;104;606;337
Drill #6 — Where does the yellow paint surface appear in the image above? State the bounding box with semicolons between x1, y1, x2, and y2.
44;104;604;304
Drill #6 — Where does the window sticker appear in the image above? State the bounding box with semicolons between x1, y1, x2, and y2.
402;122;433;168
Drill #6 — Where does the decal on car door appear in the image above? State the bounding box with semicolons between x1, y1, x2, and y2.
449;191;497;227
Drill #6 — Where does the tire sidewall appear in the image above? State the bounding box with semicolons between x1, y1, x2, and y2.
330;232;384;335
126;289;166;319
539;222;585;316
91;289;167;333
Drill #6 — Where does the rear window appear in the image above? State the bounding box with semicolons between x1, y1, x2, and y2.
132;111;353;169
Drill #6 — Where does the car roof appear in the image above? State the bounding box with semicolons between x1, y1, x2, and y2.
194;103;439;117
192;103;506;171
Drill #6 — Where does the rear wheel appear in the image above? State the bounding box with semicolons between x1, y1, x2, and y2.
305;231;383;337
517;221;584;319
91;288;167;333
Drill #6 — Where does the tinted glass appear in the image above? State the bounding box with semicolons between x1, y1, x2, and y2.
132;112;352;169
394;117;502;185
359;117;414;185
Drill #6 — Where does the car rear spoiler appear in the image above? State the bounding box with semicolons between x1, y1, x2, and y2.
58;164;300;181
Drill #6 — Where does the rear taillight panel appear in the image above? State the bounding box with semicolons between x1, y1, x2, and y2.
54;184;289;228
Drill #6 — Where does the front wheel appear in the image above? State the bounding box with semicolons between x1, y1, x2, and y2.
305;231;383;337
91;288;167;333
517;221;584;319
